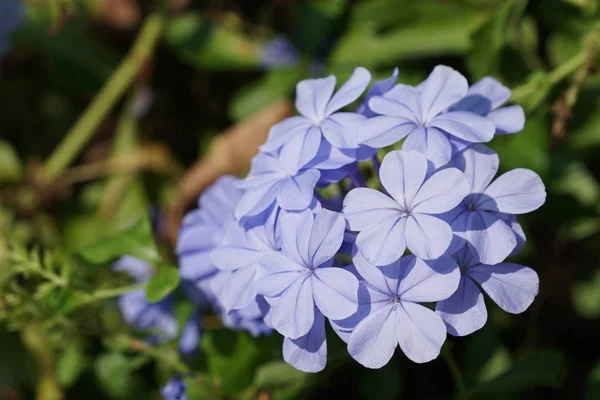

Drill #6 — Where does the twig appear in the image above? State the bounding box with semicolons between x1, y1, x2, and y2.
44;12;165;181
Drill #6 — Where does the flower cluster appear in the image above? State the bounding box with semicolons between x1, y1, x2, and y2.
177;65;545;373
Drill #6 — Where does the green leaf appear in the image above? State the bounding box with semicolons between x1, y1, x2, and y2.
467;0;527;78
229;68;303;121
202;330;276;395
57;344;87;388
77;215;160;265
474;350;565;394
586;359;600;399
0;140;23;182
254;361;306;390
572;269;600;319
164;13;260;70
94;353;132;398
145;268;180;303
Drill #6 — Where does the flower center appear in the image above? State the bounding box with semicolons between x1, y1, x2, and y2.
391;295;401;305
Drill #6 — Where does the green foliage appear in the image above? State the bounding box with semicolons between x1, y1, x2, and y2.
145;268;180;303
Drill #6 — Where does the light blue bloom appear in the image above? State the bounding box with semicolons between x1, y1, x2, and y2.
361;65;495;167
161;376;186;400
255;209;359;340
436;245;539;337
442;144;546;265
260;67;371;173
0;0;24;59
343;150;469;265
259;37;300;69
340;252;460;368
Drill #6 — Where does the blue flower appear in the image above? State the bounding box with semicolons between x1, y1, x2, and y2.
161;376;187;400
0;0;24;59
435;245;539;337
259;37;300;69
260;67;371;173
442;144;546;265
211;205;281;311
177;176;243;303
338;253;460;368
361;65;496;167
256;209;360;340
343;150;469;265
234;152;320;219
356;68;399;118
453;77;525;135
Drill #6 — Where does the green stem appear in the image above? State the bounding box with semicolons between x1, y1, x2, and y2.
44;12;165;181
443;345;467;398
133;340;190;374
89;283;145;302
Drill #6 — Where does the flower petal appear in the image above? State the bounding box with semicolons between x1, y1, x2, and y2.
255;252;306;298
451;144;499;194
405;214;453;260
325;67;371;115
312;267;359;319
219;266;258;311
402;127;452;168
379;150;428;208
272;276;315;339
468;263;539;314
342;188;403;231
348;303;397;369
480;169;546;214
178;311;202;356
308;210;345;266
296;75;336;121
489;105;525;135
356;217;407;266
396;302;447;363
410;168;469;214
276;169;320;211
235;180;280;219
430;111;495;143
419;65;468;121
360;116;417;149
280;210;313;266
454;77;511;113
398;255;460;302
278;125;322;175
260;116;314;153
283;311;327;373
357;67;399;117
322;112;367;149
435;276;487;336
465;211;516;265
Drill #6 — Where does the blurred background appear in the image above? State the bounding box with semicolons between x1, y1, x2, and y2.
1;0;600;399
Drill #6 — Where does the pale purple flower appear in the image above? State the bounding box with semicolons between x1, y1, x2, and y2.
361;65;495;167
453;77;525;135
443;144;546;265
234;152;320;219
161;376;186;400
259;37;300;69
344;253;460;368
343;150;469;265
255;209;359;339
436;245;539;337
211;205;281;311
283;308;327;372
356;68;399;118
260;67;372;173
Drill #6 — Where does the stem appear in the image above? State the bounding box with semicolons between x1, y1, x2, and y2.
44;13;165;181
130;338;190;374
442;345;466;397
89;283;145;302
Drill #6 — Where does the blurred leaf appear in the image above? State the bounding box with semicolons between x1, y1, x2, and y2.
291;0;346;53
0;140;23;182
474;350;565;394
201;330;273;396
510;70;554;112
553;162;600;210
77;215;160;265
477;347;512;383
548;32;583;68
463;323;505;385
467;0;527;78
570;103;600;149
331;12;485;69
360;361;403;400
572;269;600;318
490;116;549;175
94;353;132;398
563;0;598;15
57;344;87;388
145;268;179;303
165;13;260;70
586;359;600;399
254;361;306;390
229;68;302;121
